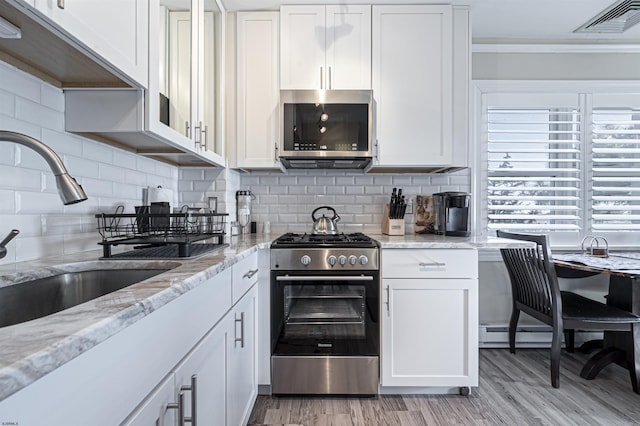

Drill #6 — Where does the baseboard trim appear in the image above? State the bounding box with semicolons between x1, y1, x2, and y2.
479;324;603;348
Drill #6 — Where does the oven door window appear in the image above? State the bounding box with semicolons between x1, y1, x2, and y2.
284;284;366;339
272;277;379;356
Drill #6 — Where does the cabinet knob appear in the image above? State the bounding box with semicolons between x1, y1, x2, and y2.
57;0;65;9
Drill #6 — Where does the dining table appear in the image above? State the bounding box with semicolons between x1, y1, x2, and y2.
553;252;640;393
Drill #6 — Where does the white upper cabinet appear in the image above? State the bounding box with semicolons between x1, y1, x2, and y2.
148;0;225;164
30;0;148;87
235;11;281;169
371;5;453;168
280;5;371;90
63;0;226;167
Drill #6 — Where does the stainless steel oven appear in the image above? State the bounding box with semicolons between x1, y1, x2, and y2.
270;233;379;395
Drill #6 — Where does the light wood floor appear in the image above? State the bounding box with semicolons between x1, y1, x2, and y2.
247;348;640;426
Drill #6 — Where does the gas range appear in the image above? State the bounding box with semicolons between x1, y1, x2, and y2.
269;231;380;395
271;232;379;271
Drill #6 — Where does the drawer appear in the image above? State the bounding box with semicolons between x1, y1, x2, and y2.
232;252;259;304
382;249;477;279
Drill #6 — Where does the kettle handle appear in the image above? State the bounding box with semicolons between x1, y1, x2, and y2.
312;206;339;222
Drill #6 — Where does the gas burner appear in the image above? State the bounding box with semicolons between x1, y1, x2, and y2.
271;232;378;249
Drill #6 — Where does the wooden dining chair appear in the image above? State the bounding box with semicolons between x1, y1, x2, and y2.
496;230;640;388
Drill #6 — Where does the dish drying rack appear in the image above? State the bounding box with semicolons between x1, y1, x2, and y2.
95;207;228;258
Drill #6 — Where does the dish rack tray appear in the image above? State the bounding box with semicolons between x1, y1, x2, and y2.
95;211;228;258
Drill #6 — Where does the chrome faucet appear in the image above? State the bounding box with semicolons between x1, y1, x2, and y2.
0;131;88;256
0;131;87;205
0;229;19;259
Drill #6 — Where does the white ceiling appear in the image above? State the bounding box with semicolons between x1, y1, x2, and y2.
220;0;640;43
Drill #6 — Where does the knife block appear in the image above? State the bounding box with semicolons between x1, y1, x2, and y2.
382;204;405;236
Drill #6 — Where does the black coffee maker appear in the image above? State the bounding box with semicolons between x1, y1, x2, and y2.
433;192;471;237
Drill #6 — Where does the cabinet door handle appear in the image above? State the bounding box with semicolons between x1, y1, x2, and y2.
419;261;446;268
201;125;208;151
179;374;197;425
328;66;332;90
57;0;64;9
243;269;258;279
194;122;202;150
235;312;245;348
170;375;197;426
374;139;379;162
274;143;279;161
167;391;186;425
385;285;390;313
319;67;323;90
185;121;191;138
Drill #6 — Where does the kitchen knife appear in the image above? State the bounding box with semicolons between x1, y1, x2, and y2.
389;188;396;218
395;189;403;219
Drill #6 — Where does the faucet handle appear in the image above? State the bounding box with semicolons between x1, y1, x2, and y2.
0;229;19;259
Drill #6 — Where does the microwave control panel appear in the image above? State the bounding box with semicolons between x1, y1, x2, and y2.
293;142;359;151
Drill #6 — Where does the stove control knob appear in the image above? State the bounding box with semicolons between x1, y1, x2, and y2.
301;255;312;266
348;255;357;266
338;255;347;266
359;255;369;266
327;255;337;266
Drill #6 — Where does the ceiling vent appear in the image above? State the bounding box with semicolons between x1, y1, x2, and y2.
575;0;640;33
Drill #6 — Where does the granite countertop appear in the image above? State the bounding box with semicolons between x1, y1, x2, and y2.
370;233;528;249
0;234;271;402
0;232;526;402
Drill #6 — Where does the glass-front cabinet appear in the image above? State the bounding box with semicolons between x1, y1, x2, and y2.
148;0;225;164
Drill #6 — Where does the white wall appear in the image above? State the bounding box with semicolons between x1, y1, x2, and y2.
473;51;640;80
0;61;188;265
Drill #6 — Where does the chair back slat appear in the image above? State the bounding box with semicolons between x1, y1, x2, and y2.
497;231;562;324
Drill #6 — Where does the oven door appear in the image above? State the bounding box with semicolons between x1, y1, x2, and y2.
270;270;379;357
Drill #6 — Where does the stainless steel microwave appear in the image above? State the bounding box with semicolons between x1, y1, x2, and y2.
279;90;373;169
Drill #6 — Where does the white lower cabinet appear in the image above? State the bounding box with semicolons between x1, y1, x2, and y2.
227;285;257;426
174;321;227;425
125;266;257;426
125;304;230;426
381;249;478;389
123;374;177;425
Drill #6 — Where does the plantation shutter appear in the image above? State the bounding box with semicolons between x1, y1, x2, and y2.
591;94;640;233
484;93;582;233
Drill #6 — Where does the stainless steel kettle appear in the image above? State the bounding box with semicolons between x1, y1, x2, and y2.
311;206;340;235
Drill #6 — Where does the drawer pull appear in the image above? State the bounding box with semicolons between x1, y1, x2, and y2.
243;269;258;279
419;261;446;268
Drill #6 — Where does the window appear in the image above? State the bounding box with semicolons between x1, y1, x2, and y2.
477;84;640;248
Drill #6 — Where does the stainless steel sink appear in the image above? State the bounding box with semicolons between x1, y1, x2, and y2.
0;269;171;328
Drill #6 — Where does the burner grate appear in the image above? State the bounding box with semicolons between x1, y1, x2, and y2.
272;232;377;248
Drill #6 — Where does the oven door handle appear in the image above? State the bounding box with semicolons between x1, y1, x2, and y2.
275;275;374;281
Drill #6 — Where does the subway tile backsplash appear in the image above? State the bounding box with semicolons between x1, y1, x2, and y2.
232;169;471;236
0;61;181;264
